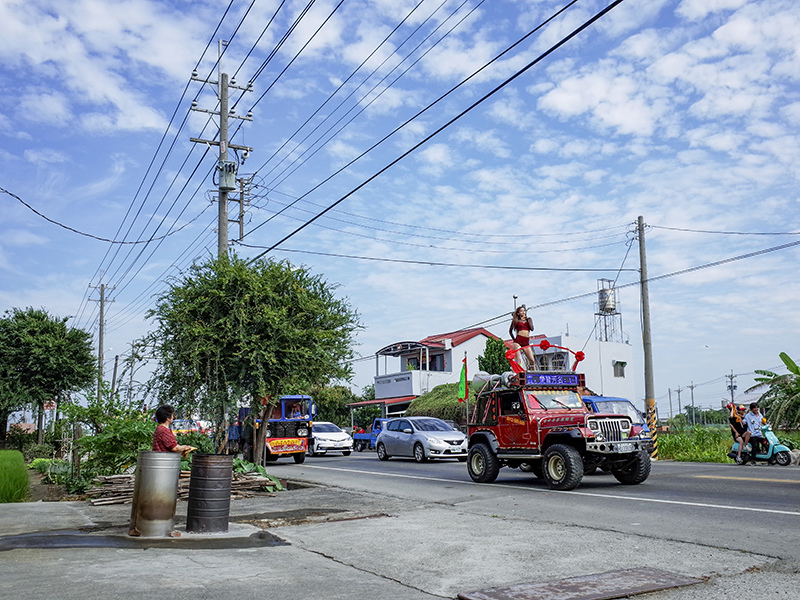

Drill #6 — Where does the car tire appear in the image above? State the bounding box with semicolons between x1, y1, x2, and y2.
293;452;306;464
467;443;500;483
342;450;351;456
263;452;278;463
611;450;651;485
377;443;390;461
542;444;583;490
774;451;791;466
413;443;427;463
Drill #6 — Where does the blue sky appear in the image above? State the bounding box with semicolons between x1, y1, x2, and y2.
1;0;799;418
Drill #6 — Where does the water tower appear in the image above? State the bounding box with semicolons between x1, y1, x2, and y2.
595;279;625;343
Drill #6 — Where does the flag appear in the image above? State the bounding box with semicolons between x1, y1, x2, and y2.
457;356;468;402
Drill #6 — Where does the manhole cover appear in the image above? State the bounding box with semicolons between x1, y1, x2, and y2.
458;568;703;600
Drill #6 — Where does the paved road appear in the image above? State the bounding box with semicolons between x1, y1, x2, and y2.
290;453;800;561
1;455;797;600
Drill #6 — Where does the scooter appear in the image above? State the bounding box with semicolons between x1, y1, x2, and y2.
728;423;792;465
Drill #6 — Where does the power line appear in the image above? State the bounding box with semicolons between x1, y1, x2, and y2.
651;225;800;236
247;0;609;261
238;243;638;272
2;186;213;244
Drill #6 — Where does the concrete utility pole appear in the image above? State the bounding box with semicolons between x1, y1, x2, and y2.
637;216;657;453
190;40;254;258
89;283;114;402
688;381;696;426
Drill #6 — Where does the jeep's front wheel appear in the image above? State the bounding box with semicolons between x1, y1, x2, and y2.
611;450;651;485
293;452;306;464
467;443;500;483
542;444;583;490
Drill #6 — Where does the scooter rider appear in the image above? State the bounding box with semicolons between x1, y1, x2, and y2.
728;404;749;465
742;403;765;465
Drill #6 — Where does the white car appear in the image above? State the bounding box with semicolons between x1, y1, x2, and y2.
308;422;354;456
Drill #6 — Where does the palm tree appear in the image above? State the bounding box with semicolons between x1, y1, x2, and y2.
746;353;800;429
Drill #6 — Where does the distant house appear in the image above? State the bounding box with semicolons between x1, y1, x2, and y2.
347;327;499;418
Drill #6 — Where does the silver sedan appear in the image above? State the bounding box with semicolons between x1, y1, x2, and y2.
376;417;467;463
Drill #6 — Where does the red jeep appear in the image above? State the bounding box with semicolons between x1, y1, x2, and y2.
467;369;651;490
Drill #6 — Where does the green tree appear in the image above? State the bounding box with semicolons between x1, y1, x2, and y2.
307;384;357;426
477;337;508;375
144;255;361;458
0;308;96;444
746;352;800;429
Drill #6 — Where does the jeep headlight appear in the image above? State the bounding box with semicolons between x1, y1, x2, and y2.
620;420;631;431
588;421;600;431
297;428;309;437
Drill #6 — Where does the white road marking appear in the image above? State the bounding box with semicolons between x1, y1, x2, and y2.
298;464;800;516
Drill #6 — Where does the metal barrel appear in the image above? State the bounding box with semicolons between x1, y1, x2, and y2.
186;454;234;533
129;451;181;537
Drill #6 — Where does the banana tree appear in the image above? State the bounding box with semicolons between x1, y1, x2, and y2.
746;352;800;429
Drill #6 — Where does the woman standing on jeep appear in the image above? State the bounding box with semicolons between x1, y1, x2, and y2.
509;305;536;368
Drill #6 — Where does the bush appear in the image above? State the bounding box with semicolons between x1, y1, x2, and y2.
5;425;36;452
0;450;29;502
78;418;156;474
177;431;214;454
656;427;732;462
22;443;55;463
405;383;467;423
28;458;70;483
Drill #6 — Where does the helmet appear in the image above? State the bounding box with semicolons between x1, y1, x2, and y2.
737;405;746;411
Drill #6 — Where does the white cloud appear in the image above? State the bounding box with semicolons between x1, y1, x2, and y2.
19;91;72;125
23;148;68;165
453;127;511;158
417;143;454;177
677;0;749;21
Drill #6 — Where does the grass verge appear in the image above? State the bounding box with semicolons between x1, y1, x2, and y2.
0;450;30;502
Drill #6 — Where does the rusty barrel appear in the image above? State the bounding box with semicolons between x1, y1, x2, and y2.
186;454;234;533
129;451;181;537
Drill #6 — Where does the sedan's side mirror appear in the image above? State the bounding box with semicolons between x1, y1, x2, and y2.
403;428;413;434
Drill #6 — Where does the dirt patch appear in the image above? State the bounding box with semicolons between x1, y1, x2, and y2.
27;470;67;502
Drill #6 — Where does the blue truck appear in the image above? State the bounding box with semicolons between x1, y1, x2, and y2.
582;395;653;447
353;418;391;452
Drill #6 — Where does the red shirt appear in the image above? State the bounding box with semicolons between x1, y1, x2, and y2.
153;424;178;452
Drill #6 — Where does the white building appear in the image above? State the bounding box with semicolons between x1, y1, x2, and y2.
523;333;636;400
348;328;499;417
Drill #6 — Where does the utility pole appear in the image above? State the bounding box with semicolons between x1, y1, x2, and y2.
668;388;672;419
230;174;253;241
190;40;254;258
726;370;737;404
688;381;696;426
89;283;114;402
676;386;682;420
637;216;657;456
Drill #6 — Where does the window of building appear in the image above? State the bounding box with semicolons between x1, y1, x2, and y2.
613;360;627;378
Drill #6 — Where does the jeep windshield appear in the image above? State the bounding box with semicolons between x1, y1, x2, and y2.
524;390;583;410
